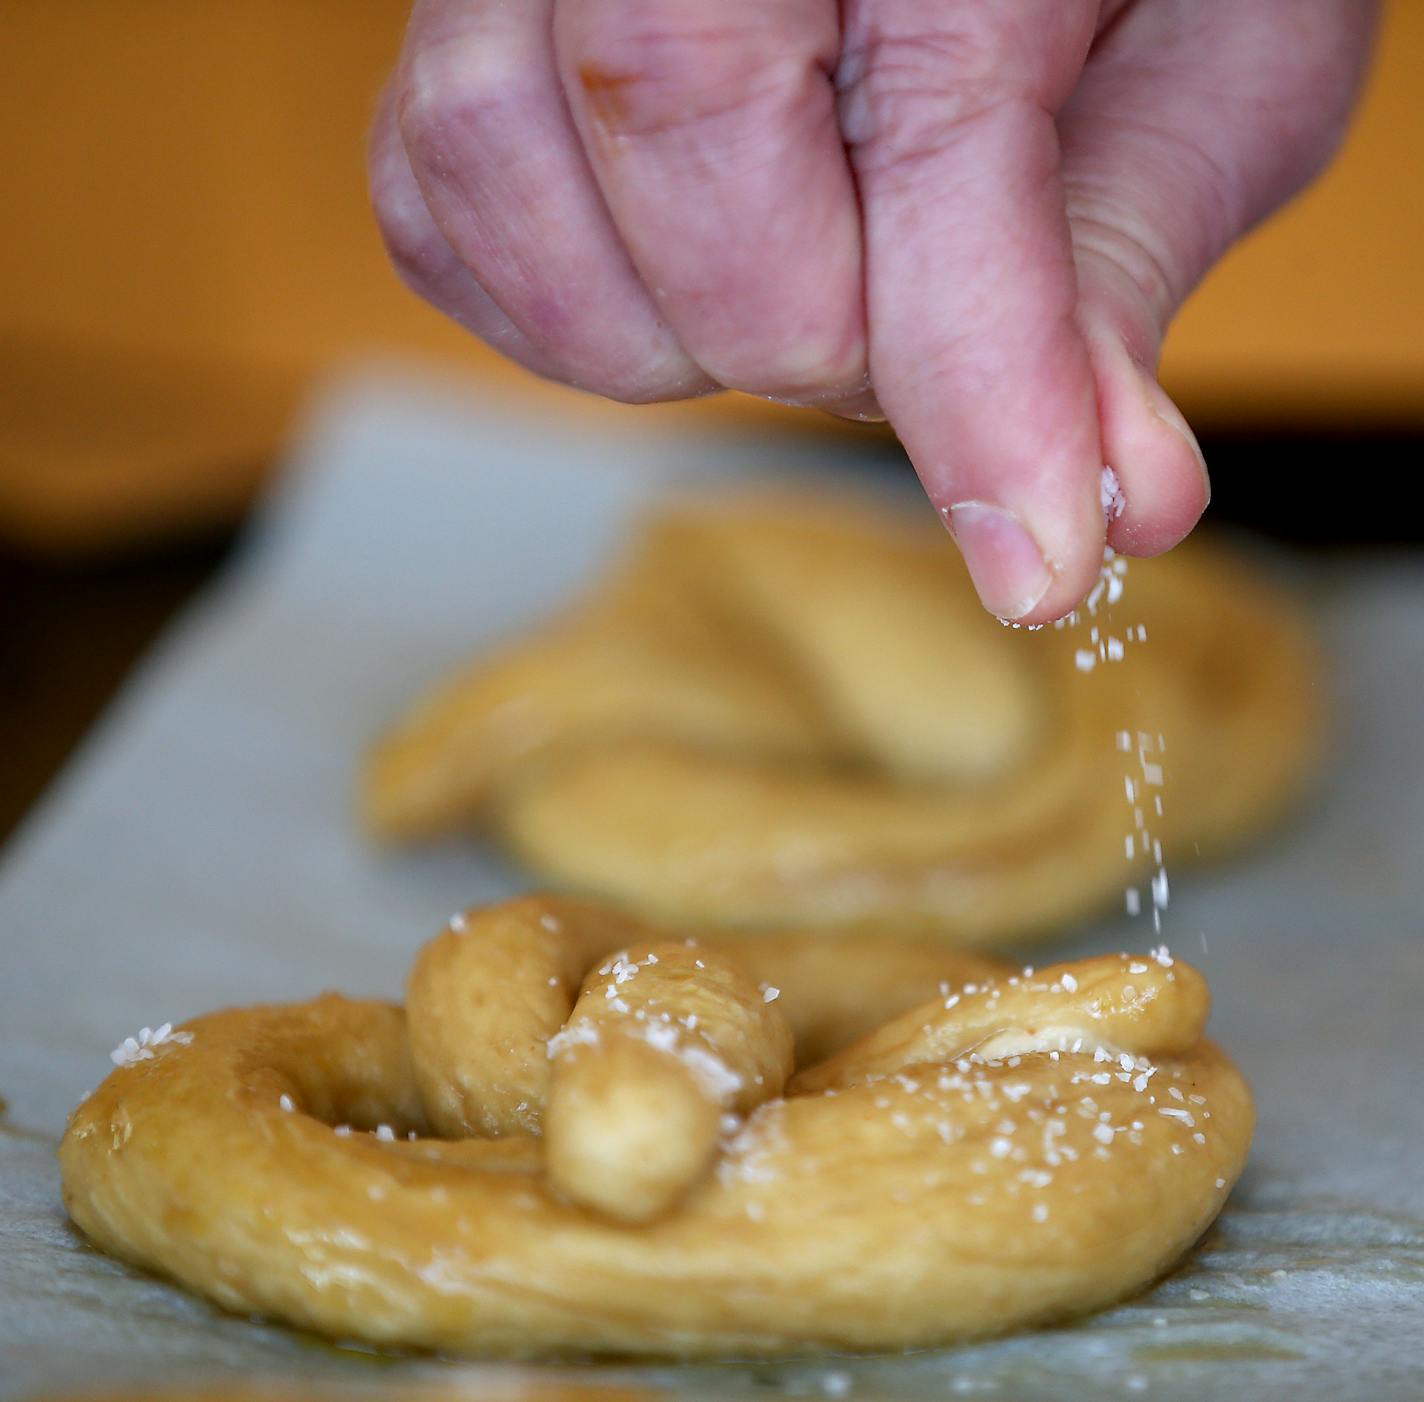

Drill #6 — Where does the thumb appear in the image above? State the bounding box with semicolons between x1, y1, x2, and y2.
1061;0;1379;556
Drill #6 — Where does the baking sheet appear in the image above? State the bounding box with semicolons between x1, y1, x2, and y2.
3;365;1421;1401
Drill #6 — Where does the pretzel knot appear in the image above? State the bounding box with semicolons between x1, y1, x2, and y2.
361;494;1317;946
60;897;1251;1357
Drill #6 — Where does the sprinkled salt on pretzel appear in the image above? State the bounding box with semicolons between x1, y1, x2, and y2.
545;938;792;1221
60;897;1251;1358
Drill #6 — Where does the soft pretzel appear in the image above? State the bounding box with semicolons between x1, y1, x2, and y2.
60;896;1251;1358
360;492;1317;946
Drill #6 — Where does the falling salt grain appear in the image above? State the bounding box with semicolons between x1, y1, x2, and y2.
762;985;781;1003
1152;868;1170;909
375;1124;396;1142
1059;972;1078;993
278;1094;295;1113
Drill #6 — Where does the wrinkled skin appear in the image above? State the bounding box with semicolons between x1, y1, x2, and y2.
370;0;1376;620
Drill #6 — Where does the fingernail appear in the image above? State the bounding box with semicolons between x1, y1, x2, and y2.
945;501;1053;622
1133;363;1211;505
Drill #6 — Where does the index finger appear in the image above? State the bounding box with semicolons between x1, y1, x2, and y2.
843;0;1105;622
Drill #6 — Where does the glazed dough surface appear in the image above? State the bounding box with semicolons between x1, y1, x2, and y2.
60;896;1252;1358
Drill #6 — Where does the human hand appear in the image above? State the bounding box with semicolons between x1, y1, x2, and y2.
370;1;1376;621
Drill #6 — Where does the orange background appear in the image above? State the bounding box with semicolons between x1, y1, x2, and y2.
3;1;1422;551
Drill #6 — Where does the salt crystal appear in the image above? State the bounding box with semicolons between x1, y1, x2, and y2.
1152;869;1170;909
108;1022;192;1067
1100;465;1126;520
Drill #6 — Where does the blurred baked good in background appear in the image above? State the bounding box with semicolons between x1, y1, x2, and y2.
363;492;1318;946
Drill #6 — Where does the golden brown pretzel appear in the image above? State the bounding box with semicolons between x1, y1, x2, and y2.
60;896;1251;1358
360;492;1317;946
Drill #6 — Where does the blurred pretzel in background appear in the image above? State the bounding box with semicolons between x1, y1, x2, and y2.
363;492;1318;945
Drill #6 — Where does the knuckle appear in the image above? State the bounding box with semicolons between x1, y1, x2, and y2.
586;361;713;405
568;12;816;140
1069;207;1184;327
836;23;1033;182
711;336;866;403
1067;129;1241;319
370;172;450;296
395;36;528;161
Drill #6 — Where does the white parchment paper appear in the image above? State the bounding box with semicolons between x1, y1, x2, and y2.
3;367;1421;1400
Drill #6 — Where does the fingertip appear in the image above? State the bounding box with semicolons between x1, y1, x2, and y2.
1089;335;1211;557
941;495;1105;627
1025;514;1111;625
